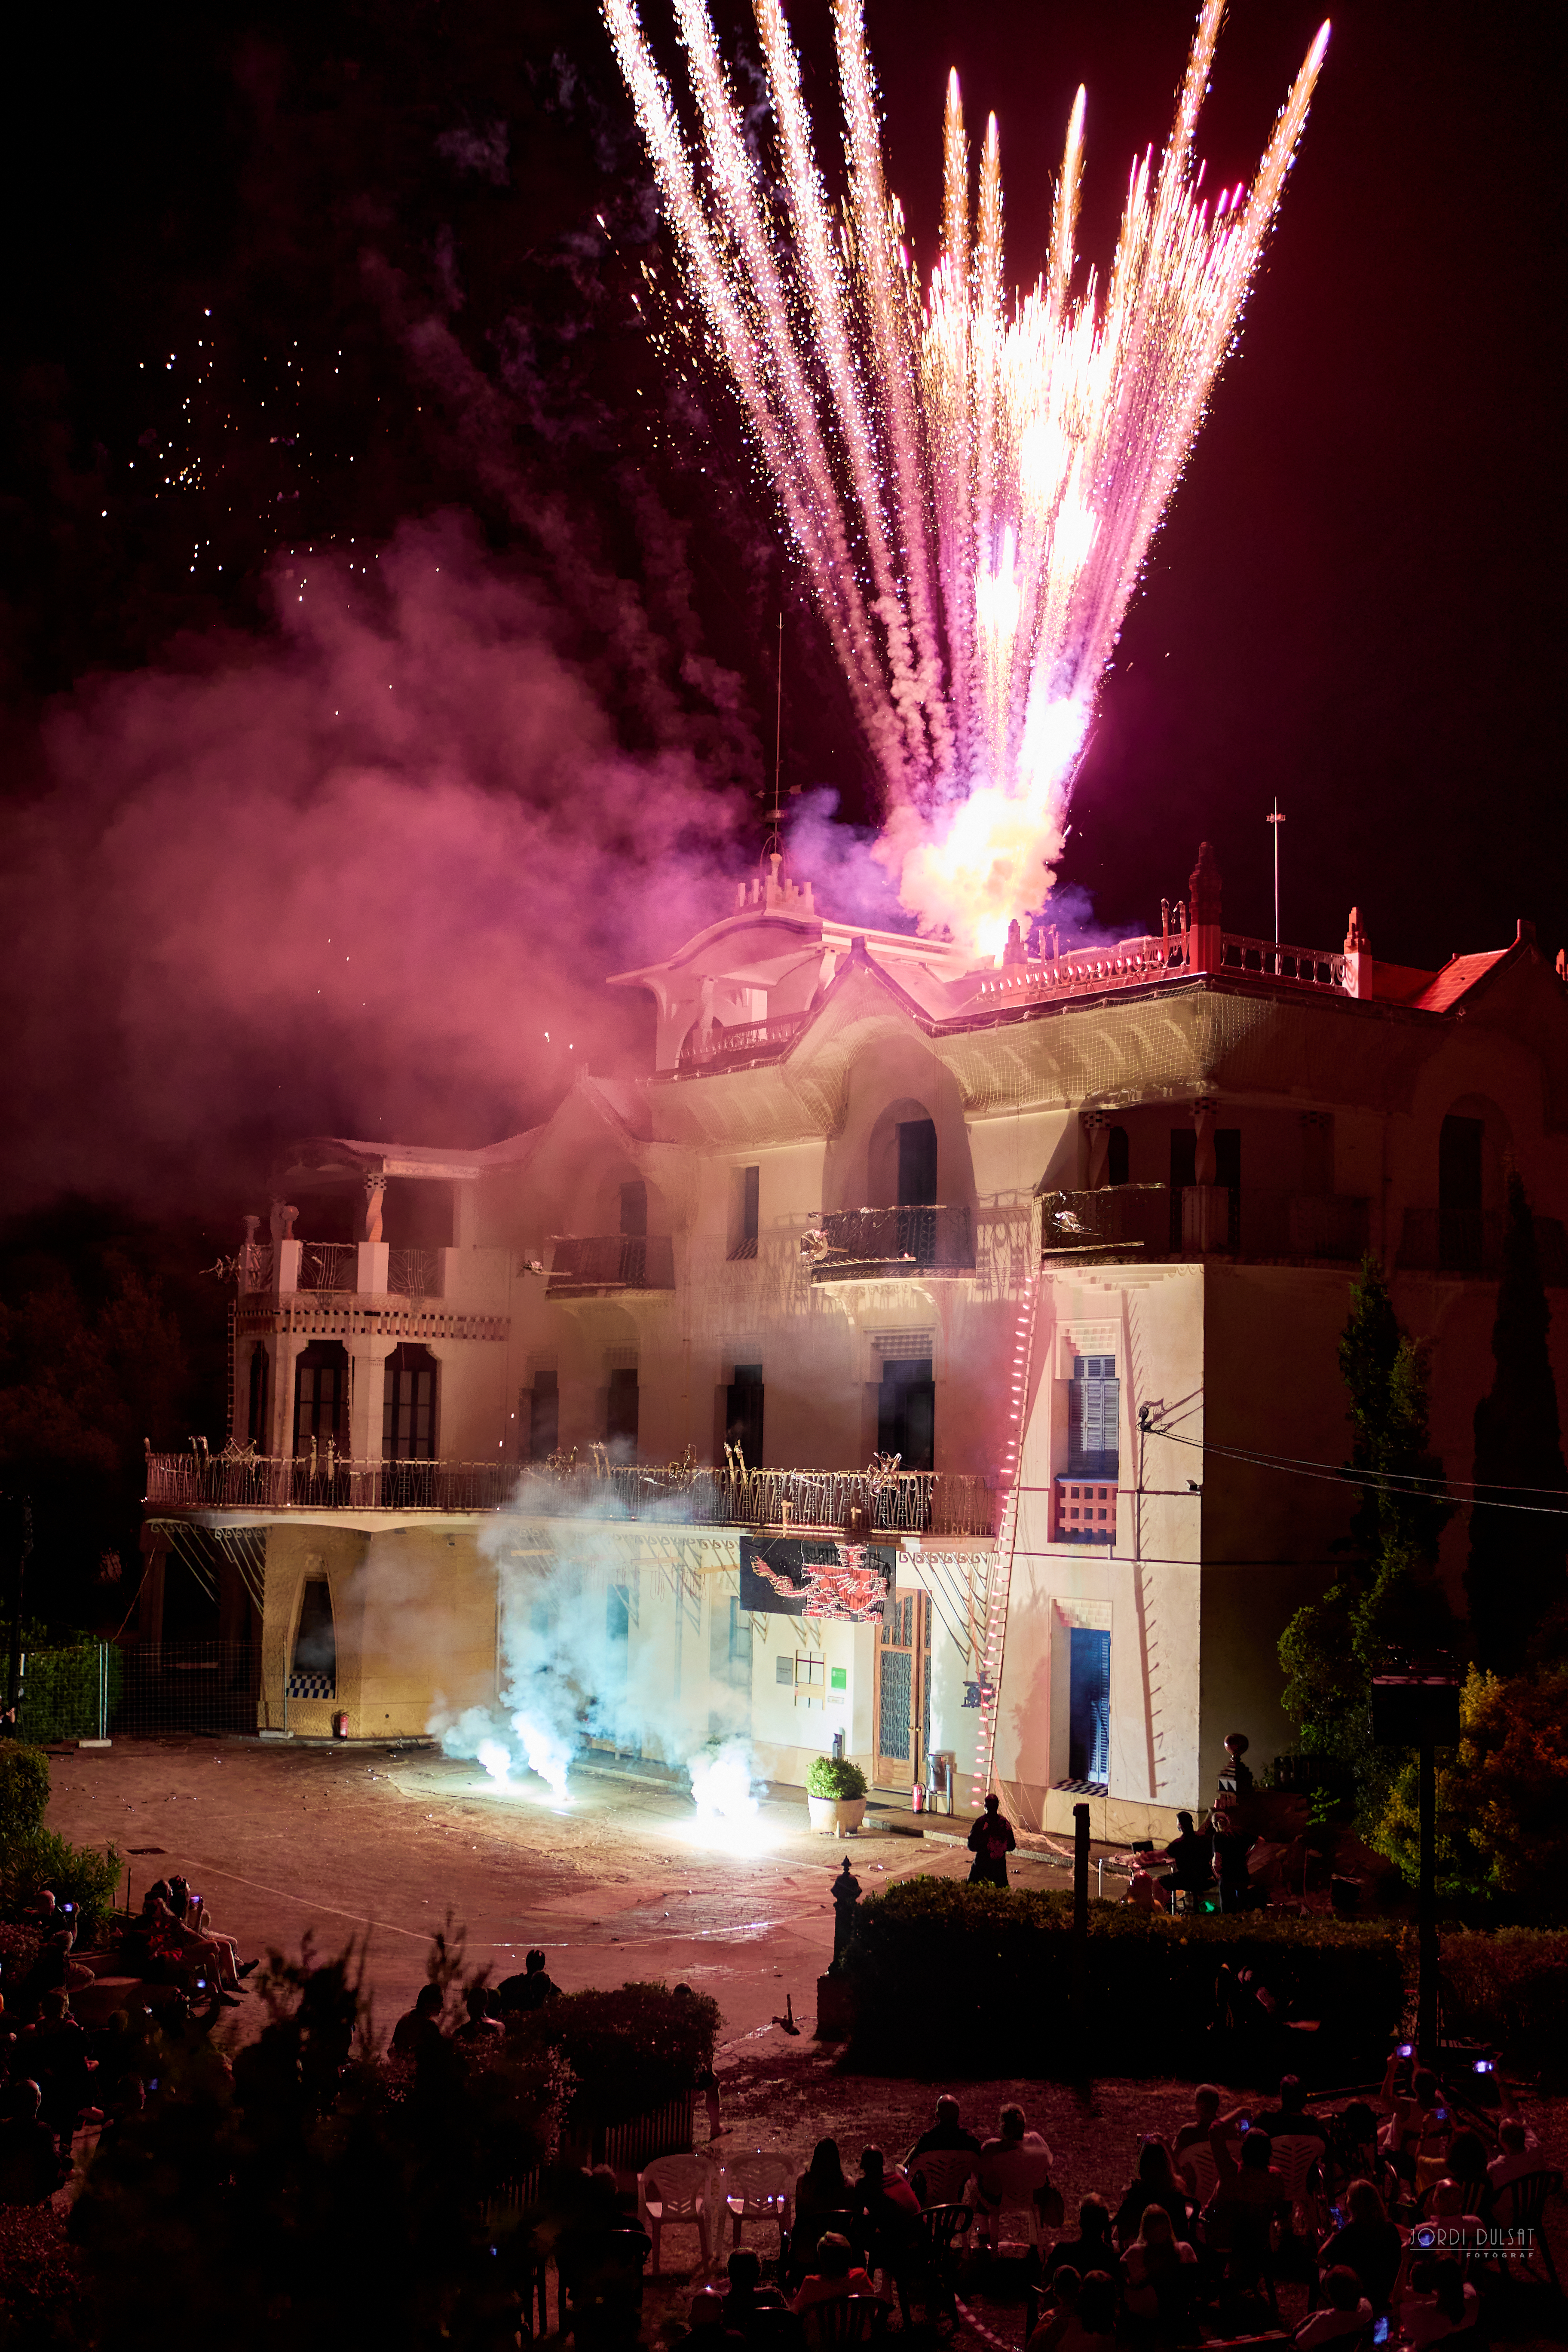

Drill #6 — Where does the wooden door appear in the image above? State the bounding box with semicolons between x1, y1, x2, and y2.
873;1591;931;1791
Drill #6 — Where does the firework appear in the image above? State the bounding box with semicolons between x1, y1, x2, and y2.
605;0;1328;957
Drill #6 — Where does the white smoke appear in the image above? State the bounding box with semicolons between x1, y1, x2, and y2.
429;1502;758;1815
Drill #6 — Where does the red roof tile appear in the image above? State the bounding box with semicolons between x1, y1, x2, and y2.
1413;949;1509;1012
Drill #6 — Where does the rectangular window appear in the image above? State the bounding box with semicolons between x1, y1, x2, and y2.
726;1363;764;1467
246;1344;270;1449
878;1356;934;1471
1439;1114;1484;1270
897;1118;939;1207
606;1365;639;1462
528;1370;559;1461
1067;1354;1120;1481
742;1165;759;1241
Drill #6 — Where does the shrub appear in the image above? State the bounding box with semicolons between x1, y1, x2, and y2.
842;1878;1406;2080
0;1746;49;1844
806;1755;867;1801
1440;1929;1568;2082
1371;1666;1568;1920
509;1980;720;2128
16;1638;123;1744
1;1828;122;1940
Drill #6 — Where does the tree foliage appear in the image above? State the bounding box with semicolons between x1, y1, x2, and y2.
1464;1171;1568;1672
1278;1259;1456;1814
1370;1663;1568;1919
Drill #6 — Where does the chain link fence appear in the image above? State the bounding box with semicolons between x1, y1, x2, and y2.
14;1640;261;1742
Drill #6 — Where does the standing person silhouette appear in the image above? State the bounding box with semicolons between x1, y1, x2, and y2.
967;1793;1016;1887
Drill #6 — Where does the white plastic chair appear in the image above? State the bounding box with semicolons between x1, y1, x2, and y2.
1179;2141;1219;2210
1270;2133;1328;2241
910;2148;977;2209
975;2141;1053;2252
723;2152;795;2253
639;2153;717;2274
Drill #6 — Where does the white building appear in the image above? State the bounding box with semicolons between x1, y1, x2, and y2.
144;846;1568;1838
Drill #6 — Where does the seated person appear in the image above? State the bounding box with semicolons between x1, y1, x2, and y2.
1115;2138;1194;2248
721;2247;788;2338
1395;2254;1478;2347
1174;2084;1224;2165
1487;2116;1542;2195
1204;2128;1289;2262
1423;2176;1485;2245
1295;2266;1372;2346
905;2092;981;2178
0;2080;67;2205
1044;2196;1118;2286
1318;2178;1403;2309
1124;1868;1170;1914
136;1893;245;2004
497;1948;560;2014
1378;2058;1449;2176
791;2233;877;2315
1159;1812;1214;1902
1441;2129;1490;2215
1253;2073;1330;2150
1120;2205;1197;2326
681;2286;747;2352
1059;2269;1118;2352
1027;2265;1083;2352
854;2146;919;2269
977;2104;1055;2223
390;1983;445;2060
453;1983;504;2046
792;2139;856;2280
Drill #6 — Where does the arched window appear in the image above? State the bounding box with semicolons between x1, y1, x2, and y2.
293;1341;348;1452
383;1344;438;1460
1439;1114;1484;1270
289;1578;337;1698
246;1344;270;1448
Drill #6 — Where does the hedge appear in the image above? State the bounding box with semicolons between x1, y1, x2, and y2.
842;1880;1406;2081
1440;1930;1568;2082
0;1747;123;1939
507;1981;720;2128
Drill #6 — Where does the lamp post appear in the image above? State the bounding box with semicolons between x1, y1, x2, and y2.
1370;1663;1461;2062
1267;798;1286;943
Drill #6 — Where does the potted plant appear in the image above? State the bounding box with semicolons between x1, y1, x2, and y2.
806;1754;868;1837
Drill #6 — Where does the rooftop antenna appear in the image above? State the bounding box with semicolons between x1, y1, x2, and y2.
1267;796;1286;943
764;611;784;861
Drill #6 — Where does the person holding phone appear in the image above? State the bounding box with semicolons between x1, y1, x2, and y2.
1317;2179;1403;2310
1393;2254;1477;2346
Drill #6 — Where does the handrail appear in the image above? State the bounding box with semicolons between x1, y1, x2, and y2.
679;1011;809;1067
143;1454;998;1534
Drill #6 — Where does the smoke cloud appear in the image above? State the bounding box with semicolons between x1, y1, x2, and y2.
2;511;750;1216
430;1508;759;1825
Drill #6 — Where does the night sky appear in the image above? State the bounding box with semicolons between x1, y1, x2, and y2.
3;0;1564;1212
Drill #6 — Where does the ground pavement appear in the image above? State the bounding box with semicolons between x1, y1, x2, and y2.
43;1738;1075;2052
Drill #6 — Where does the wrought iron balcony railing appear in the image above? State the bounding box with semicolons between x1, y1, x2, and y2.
678;1011;810;1069
144;1452;997;1535
546;1235;677;1296
1041;1185;1169;1255
805;1204;974;1279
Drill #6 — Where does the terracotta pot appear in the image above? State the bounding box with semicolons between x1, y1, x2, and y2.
807;1794;867;1837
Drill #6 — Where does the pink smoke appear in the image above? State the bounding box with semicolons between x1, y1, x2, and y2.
3;512;748;1213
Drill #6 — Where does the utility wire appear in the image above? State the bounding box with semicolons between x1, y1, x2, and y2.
1141;1419;1568;1518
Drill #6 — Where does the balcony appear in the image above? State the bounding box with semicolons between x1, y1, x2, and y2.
1041;1185;1168;1256
238;1241;444;1299
1052;1477;1118;1544
1397;1207;1568;1282
546;1235;677;1297
677;1012;809;1072
1041;1185;1372;1264
144;1452;997;1535
805;1205;975;1280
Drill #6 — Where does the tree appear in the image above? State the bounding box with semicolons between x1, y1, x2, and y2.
1279;1258;1456;1816
1371;1662;1568;1918
1464;1171;1568;1673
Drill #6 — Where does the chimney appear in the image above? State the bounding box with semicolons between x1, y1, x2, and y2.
1188;842;1222;973
1343;906;1373;1000
1516;918;1536;947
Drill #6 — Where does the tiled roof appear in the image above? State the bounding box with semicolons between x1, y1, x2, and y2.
1413;950;1509;1012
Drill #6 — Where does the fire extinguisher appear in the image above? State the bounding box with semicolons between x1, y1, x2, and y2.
332;1710;349;1740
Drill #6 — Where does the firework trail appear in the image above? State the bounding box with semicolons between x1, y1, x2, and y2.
604;0;1328;958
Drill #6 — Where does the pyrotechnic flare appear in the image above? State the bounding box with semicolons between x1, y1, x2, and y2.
604;0;1328;957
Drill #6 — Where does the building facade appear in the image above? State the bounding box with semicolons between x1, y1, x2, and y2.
144;848;1568;1838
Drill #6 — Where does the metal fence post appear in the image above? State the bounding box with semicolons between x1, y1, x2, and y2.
98;1643;108;1741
